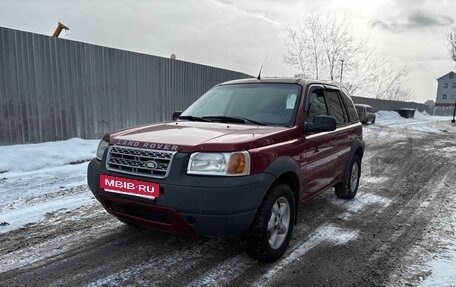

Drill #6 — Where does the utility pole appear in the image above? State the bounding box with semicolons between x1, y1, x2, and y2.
339;59;345;83
452;96;456;123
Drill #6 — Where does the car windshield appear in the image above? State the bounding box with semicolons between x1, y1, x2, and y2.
181;83;301;126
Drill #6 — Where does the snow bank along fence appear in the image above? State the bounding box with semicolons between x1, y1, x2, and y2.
0;26;250;145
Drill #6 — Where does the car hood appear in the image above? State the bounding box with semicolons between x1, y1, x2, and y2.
106;121;292;153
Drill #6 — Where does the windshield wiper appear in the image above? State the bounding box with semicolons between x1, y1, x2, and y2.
178;115;210;122
202;116;266;126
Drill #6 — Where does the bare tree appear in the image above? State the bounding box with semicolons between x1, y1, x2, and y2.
284;14;363;81
448;25;456;63
284;15;325;79
284;13;413;100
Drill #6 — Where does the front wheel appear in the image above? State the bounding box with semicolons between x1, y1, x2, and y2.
245;183;295;262
335;155;361;200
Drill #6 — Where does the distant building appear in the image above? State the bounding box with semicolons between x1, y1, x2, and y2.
436;71;456;107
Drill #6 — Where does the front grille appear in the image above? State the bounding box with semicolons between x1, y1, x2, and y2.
106;145;176;178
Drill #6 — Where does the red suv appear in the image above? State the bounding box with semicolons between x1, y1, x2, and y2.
87;78;364;261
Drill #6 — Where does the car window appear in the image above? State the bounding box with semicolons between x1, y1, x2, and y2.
325;90;348;125
366;107;372;112
356;106;364;113
341;89;359;123
306;89;328;122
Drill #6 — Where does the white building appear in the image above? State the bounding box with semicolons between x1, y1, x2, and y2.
436;71;456;107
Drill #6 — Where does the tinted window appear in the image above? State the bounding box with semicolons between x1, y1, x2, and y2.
306;89;328;122
325;90;348;125
340;89;359;122
356;106;364;113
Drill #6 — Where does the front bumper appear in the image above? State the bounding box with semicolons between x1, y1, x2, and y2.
87;155;275;236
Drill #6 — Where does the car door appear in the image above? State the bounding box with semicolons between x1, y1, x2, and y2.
299;86;339;199
324;88;352;183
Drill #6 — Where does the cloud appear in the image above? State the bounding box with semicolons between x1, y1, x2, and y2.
371;10;454;31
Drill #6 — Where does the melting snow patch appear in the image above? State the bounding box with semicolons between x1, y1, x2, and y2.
331;193;392;215
361;176;388;184
186;255;256;287
420;253;456;287
437;146;456;155
0;192;95;233
253;224;359;287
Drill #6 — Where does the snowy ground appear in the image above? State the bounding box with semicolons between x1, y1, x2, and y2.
0;112;455;286
0;138;99;232
363;111;456;287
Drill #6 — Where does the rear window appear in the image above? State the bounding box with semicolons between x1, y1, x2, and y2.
340;89;359;123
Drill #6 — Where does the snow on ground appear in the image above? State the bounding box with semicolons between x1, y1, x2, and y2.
363;111;453;143
0;138;98;174
0;138;99;233
387;171;456;287
0;112;455;285
253;224;360;287
331;192;392;216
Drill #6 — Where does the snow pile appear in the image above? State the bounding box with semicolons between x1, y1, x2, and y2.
0;138;98;233
375;110;404;122
363;110;452;143
413;110;429;119
0;138;98;174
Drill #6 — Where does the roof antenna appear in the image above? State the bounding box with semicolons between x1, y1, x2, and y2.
257;54;268;80
257;65;263;80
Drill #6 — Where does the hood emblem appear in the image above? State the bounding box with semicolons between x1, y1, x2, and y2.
144;160;158;169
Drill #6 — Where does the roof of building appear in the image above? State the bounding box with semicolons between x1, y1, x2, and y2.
437;71;456;81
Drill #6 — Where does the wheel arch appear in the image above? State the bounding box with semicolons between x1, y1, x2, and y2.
341;138;365;182
264;156;302;225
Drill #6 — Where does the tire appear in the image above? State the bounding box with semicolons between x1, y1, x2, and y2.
335;155;361;200
371;118;376;124
245;183;295;262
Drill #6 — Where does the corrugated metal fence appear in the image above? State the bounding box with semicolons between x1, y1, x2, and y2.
0;26;251;145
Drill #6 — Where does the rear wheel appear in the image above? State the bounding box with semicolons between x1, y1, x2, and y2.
245;183;295;262
335;155;361;200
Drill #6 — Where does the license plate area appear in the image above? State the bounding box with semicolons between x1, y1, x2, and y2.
100;174;159;199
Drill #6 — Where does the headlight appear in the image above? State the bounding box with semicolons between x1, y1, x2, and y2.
187;151;250;176
96;140;109;160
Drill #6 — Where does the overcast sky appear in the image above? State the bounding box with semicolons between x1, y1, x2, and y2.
1;0;455;102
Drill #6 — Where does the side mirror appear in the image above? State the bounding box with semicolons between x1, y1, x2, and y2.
172;111;182;121
304;115;337;133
